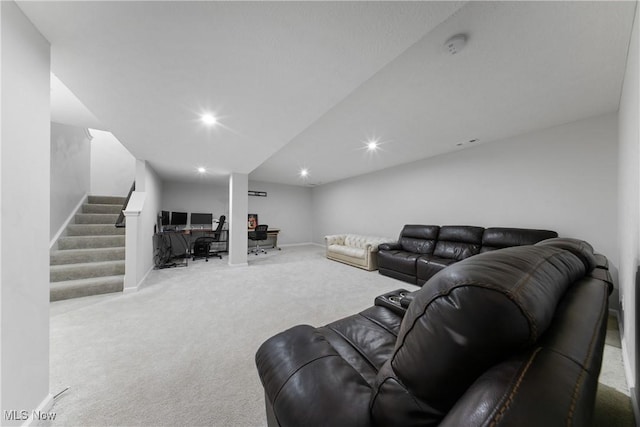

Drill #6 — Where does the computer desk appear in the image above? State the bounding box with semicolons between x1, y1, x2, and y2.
159;227;281;255
248;228;281;250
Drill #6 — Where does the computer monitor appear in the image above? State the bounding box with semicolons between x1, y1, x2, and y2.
170;211;188;226
161;211;170;226
190;213;213;227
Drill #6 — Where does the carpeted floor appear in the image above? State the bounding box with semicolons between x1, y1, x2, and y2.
46;245;634;426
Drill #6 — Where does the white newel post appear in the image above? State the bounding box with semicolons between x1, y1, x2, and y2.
123;192;146;292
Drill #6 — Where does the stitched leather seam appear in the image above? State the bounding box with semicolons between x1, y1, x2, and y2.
272;354;337;405
370;376;429;416
358;312;399;338
566;284;608;425
490;348;542;426
328;324;378;373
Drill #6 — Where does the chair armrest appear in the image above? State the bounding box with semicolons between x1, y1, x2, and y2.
256;325;372;427
378;242;400;251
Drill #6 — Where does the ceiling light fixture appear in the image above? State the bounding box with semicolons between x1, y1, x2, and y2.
456;138;479;147
201;113;218;126
366;140;379;152
299;168;309;178
444;34;467;55
197;167;206;173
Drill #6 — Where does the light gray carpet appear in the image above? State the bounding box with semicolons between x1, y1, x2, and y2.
46;245;634;426
48;245;415;426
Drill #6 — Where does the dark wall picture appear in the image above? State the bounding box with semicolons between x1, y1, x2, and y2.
248;214;258;230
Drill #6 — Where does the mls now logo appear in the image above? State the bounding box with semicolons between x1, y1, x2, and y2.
4;410;57;421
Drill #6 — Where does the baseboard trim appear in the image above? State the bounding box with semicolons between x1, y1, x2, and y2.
228;262;249;267
618;314;637;424
21;393;54;427
279;242;315;248
631;387;639;427
123;265;154;294
49;193;88;250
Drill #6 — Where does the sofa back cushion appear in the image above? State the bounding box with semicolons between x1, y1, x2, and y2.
432;226;484;260
480;227;558;252
370;241;592;426
399;225;439;254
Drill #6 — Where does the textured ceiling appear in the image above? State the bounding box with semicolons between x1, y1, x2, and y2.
19;1;636;186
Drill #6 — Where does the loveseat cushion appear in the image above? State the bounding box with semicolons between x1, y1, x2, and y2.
328;244;365;259
480;227;558;252
370;244;590;426
399;224;440;254
377;250;421;276
432;225;484;260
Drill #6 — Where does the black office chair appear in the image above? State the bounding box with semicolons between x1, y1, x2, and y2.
249;224;268;255
192;215;226;262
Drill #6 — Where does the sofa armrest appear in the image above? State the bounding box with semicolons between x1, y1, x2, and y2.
367;237;393;253
378;242;400;251
256;325;372;427
325;234;345;246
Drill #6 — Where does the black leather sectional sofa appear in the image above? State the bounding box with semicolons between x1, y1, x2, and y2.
378;225;558;285
255;238;613;426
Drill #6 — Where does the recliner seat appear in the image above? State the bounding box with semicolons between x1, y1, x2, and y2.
255;238;612;427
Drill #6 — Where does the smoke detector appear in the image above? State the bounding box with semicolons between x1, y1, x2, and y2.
444;34;467;55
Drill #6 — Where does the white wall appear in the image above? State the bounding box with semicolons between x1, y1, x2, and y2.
90;129;135;197
138;161;163;286
162;180;229;224
50;123;91;240
161;179;313;245
248;180;313;245
312;113;619;267
0;1;51;424
618;1;639;405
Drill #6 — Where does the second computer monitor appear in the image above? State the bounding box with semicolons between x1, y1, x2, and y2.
190;213;213;227
170;211;188;226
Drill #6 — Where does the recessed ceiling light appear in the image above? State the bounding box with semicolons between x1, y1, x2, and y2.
299;168;309;178
197;167;206;173
366;140;379;151
201;113;218;126
456;138;479;147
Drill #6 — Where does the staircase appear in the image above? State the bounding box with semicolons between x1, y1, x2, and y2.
50;195;126;302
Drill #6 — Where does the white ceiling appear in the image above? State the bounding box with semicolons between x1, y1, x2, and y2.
19;1;636;186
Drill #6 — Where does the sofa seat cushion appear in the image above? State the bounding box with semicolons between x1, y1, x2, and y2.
322;306;403;386
378;250;420;275
416;256;457;284
328;244;366;259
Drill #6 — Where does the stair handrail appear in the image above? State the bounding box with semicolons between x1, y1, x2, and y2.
115;181;136;228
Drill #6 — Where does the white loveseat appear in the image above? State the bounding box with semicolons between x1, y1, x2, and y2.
325;234;391;271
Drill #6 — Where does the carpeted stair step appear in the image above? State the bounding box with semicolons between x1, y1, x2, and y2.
50;260;125;282
50;275;124;302
66;224;125;236
75;213;120;224
88;195;126;205
50;247;125;265
82;203;123;214
58;235;125;250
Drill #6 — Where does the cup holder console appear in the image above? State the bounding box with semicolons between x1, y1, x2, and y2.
374;289;413;316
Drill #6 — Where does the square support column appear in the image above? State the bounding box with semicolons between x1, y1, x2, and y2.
228;173;248;266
